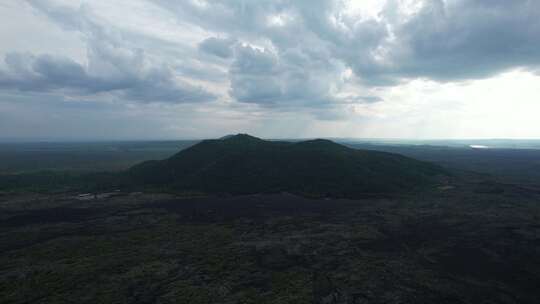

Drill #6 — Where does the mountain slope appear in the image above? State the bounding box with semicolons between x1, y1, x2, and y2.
128;134;447;197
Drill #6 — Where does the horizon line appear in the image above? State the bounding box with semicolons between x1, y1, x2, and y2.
2;136;540;143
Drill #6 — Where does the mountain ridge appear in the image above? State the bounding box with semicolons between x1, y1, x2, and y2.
128;134;447;197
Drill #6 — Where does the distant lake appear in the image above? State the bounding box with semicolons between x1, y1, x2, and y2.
469;145;489;149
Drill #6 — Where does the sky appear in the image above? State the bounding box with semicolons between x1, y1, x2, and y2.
0;0;539;140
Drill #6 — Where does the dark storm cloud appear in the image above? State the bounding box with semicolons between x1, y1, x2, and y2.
4;0;540;115
157;0;540;87
0;0;216;104
0;53;90;92
0;51;215;103
199;37;235;58
155;0;360;108
368;0;540;82
229;44;344;107
229;46;281;104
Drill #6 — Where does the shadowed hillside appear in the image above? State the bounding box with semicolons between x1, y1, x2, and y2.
129;134;446;197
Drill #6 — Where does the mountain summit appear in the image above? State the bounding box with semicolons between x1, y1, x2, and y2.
129;135;446;197
219;134;261;141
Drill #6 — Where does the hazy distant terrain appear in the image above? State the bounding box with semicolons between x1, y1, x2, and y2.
344;142;540;185
343;139;540;150
2;138;540;184
0;141;197;173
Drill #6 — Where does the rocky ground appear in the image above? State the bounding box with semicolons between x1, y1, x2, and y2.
1;183;540;303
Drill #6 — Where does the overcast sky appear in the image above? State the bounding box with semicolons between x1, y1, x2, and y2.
1;0;539;140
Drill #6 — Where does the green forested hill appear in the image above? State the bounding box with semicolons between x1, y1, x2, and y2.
129;134;446;197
